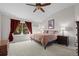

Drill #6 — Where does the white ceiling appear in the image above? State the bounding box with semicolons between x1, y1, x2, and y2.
0;3;76;22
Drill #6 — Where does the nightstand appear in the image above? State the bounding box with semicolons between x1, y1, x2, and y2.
56;35;69;46
0;40;8;56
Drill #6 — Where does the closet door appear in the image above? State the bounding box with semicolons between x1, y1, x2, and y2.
76;21;79;56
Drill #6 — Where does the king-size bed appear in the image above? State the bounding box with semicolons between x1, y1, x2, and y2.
30;29;57;49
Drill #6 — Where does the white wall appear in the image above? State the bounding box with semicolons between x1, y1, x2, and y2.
0;11;35;42
1;13;10;40
0;13;28;42
75;4;79;21
0;14;1;41
42;6;77;47
0;11;20;41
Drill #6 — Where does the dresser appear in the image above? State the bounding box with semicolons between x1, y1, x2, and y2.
56;35;69;46
0;40;8;56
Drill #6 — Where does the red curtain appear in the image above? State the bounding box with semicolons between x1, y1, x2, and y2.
25;21;32;34
9;19;20;42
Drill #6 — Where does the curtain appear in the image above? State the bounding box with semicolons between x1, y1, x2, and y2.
25;21;32;34
8;19;20;42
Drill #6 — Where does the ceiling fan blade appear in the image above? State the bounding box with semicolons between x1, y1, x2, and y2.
33;8;37;12
26;4;35;6
40;8;45;12
41;3;51;6
36;3;41;6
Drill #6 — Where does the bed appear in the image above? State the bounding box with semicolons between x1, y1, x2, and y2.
30;29;57;49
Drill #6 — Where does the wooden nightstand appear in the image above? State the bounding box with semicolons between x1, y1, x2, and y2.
56;35;69;46
0;40;8;56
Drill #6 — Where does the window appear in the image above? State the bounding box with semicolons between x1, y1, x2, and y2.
14;23;22;34
23;23;29;34
14;23;29;35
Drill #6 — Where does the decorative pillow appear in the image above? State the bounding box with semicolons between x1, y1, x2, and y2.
43;29;58;34
43;30;48;34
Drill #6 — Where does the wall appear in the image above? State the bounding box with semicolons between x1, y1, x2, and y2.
0;13;1;41
75;4;79;21
32;21;41;34
42;6;76;47
0;11;36;42
0;11;21;41
1;14;10;40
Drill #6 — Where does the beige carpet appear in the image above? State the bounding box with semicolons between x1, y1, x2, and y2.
8;40;77;56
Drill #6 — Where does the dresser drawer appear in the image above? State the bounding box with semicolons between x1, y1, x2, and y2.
0;45;7;56
0;50;7;56
0;45;7;48
57;36;69;46
0;40;8;56
0;52;7;56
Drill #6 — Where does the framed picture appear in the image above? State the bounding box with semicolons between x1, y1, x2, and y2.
48;19;54;29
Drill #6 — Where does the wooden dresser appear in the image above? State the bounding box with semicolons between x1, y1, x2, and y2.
56;35;69;46
0;40;8;56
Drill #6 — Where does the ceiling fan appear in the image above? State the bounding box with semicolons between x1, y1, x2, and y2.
26;3;51;12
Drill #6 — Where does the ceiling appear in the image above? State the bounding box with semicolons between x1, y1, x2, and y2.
0;3;76;23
